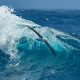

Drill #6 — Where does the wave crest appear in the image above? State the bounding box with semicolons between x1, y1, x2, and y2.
0;6;80;73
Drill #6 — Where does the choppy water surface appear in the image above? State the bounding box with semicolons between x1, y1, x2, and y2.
0;6;80;80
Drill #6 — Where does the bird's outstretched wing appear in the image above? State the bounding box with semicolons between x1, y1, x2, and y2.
25;25;56;56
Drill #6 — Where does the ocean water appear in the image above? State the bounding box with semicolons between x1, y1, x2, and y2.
0;6;80;80
16;9;80;38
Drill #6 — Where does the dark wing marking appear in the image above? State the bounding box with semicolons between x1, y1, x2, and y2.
27;26;43;38
25;25;56;56
44;40;56;56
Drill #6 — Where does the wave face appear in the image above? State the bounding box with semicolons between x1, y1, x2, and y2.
0;6;80;80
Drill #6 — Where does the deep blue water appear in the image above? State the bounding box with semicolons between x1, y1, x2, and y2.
15;10;80;38
0;8;80;80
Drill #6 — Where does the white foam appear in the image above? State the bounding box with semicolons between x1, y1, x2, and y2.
0;6;40;59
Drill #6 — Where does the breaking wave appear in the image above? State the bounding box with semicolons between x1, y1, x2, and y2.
0;6;80;80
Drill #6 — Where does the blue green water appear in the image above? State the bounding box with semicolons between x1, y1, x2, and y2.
0;6;80;80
